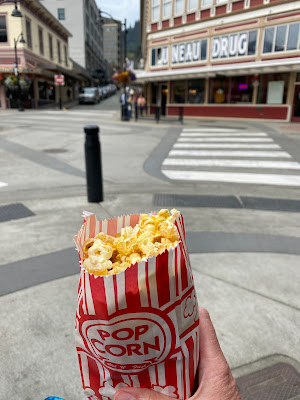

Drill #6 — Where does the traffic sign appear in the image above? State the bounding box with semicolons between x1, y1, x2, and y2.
55;74;65;86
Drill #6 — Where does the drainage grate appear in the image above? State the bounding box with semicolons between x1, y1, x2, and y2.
241;197;300;213
153;194;300;212
236;362;300;400
43;148;67;153
0;203;35;223
153;193;242;208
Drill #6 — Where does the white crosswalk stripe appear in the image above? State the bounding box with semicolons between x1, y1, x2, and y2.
162;127;300;186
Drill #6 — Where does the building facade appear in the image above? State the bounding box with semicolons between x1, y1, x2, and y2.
139;0;300;121
103;17;122;69
0;0;83;109
40;0;104;79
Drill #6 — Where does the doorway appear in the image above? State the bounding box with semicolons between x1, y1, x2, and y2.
291;84;300;122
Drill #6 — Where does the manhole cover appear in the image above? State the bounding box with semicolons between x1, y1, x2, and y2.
43;148;67;153
236;362;300;399
0;203;35;223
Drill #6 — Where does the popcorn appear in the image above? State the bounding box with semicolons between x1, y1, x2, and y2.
82;209;180;276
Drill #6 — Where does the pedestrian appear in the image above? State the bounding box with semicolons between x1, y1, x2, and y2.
132;91;138;121
138;93;146;116
113;308;241;400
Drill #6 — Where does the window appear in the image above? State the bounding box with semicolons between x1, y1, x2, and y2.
216;0;227;3
172;80;186;103
263;23;300;53
0;16;7;43
57;40;61;63
230;76;253;103
287;23;300;50
209;76;230;103
49;34;53;59
151;46;169;66
38;27;44;55
25;19;32;48
188;79;205;103
188;0;198;10
57;8;65;20
64;45;68;66
202;0;212;6
275;24;287;52
152;0;160;21
175;0;184;14
257;73;289;104
163;0;172;18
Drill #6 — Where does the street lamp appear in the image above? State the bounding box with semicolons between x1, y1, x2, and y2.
14;32;26;111
0;0;23;17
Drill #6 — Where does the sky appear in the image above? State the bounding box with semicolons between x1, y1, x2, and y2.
95;0;140;28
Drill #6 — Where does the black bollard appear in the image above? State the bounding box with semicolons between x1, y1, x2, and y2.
155;106;160;123
84;125;103;202
179;106;184;124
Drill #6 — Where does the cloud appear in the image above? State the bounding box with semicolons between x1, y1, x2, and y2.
95;0;140;27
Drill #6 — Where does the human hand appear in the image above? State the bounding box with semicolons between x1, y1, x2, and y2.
113;308;241;400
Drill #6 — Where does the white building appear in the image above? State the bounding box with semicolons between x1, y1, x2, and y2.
40;0;104;77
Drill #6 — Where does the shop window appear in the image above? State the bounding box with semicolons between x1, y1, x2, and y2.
0;16;7;43
230;76;253;103
26;19;32;49
263;22;300;53
152;0;160;21
296;73;300;82
188;0;198;10
257;73;289;104
188;79;205;103
163;0;172;18
172;80;186;103
175;0;184;14
151;84;157;104
209;76;230;103
287;23;300;51
38;27;44;55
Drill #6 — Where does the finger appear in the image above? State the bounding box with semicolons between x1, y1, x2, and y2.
114;388;172;400
198;307;228;373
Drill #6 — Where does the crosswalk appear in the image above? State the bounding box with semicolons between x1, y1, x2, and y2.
162;127;300;186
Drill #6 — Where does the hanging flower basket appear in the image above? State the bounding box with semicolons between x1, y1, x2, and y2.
4;76;18;90
19;77;32;90
112;69;136;86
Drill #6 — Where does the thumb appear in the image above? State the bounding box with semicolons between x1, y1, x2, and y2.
114;388;172;400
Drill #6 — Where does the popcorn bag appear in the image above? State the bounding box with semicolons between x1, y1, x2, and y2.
74;211;200;400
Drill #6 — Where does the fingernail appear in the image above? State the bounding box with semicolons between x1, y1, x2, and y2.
114;390;136;400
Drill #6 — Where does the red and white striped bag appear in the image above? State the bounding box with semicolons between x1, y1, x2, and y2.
74;212;200;400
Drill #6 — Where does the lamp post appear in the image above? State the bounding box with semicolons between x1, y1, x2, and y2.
0;0;23;17
14;32;26;111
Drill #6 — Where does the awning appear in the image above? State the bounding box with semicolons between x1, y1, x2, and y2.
136;57;300;83
39;64;83;80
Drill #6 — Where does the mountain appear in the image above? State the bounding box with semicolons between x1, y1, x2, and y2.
124;21;141;68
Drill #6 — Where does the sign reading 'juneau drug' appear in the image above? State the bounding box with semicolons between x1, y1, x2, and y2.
150;29;258;67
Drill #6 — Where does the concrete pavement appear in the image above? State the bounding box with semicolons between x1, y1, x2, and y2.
0;99;300;399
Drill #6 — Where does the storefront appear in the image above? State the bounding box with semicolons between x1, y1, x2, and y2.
139;0;300;121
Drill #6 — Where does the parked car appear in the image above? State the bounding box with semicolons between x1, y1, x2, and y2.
79;87;100;104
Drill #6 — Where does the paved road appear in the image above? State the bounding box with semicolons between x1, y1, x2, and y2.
0;96;300;399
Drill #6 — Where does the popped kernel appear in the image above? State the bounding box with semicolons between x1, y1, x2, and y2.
82;209;180;276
